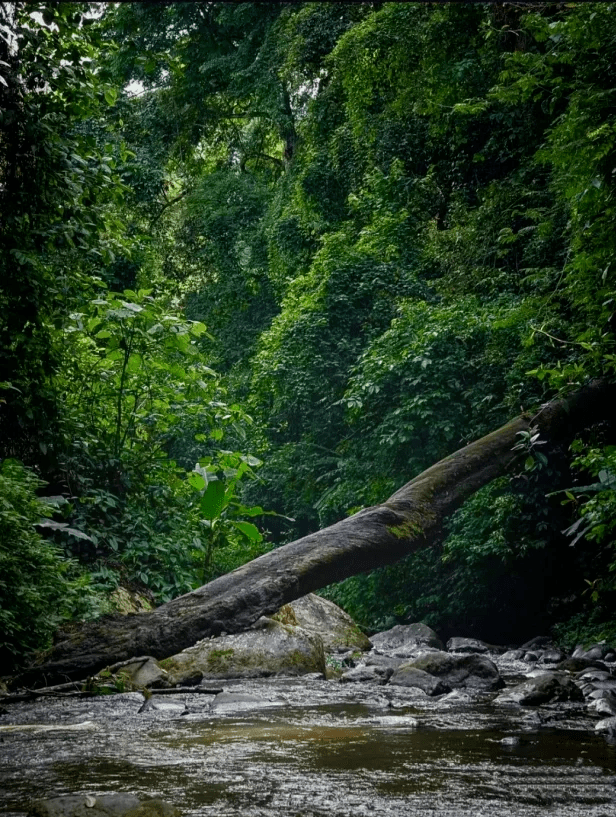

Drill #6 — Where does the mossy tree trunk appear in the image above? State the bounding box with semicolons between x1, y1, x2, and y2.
18;380;614;687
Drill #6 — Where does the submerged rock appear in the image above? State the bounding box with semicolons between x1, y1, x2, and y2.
496;672;584;706
370;623;443;653
29;795;179;817
160;616;325;683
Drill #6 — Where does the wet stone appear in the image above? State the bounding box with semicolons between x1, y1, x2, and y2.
364;654;406;671
588;697;616;716
539;649;567;664
120;658;168;689
595;715;616;735
500;649;525;661
496;672;585;706
389;666;449;696
393;650;503;692
369;623;443;652
573;643;612;661
28;796;179;817
446;637;490;654
340;665;393;684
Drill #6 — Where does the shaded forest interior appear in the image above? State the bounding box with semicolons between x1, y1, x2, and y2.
1;2;615;673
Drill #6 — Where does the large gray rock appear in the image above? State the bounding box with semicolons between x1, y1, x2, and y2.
370;623;443;653
277;594;371;653
389;666;450;696
29;796;179;817
391;651;503;691
160;616;325;683
496;672;584;706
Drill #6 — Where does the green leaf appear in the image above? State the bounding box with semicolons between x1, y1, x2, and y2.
243;505;267;517
188;472;206;491
126;354;142;373
189;321;208;337
231;521;263;542
200;480;226;519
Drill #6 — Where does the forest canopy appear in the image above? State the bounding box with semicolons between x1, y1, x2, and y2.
1;1;615;669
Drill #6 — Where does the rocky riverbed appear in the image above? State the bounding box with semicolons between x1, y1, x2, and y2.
2;598;616;817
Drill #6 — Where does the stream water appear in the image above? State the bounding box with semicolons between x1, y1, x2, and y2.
1;676;615;817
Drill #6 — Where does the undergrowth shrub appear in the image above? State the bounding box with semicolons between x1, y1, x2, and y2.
0;459;96;669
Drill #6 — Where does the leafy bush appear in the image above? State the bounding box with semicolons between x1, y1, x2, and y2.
53;288;271;600
0;459;94;668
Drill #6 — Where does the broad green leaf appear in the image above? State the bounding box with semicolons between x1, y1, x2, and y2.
126;354;142;373
200;480;226;519
189;321;208;337
188;472;206;491
231;521;263;542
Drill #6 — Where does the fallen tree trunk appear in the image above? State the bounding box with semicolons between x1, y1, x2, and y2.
17;379;614;687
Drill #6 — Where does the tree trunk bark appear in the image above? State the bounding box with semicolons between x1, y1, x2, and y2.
17;380;614;687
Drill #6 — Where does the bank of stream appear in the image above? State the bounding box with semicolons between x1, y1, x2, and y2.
1;669;615;817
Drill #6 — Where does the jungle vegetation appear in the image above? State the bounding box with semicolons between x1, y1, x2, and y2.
1;1;615;669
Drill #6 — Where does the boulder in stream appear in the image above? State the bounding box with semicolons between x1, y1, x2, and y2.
390;651;503;692
159;616;325;684
496;672;584;705
389;666;450;696
278;594;371;653
370;623;443;654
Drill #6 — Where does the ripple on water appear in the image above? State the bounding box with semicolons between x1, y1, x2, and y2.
0;688;615;817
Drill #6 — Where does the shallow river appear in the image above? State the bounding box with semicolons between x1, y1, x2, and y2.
1;676;615;817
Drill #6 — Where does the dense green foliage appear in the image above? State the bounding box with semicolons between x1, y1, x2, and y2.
0;460;93;664
1;2;615;666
